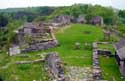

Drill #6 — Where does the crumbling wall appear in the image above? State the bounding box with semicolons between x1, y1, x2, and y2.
22;39;58;52
45;52;66;81
9;22;58;54
92;42;102;80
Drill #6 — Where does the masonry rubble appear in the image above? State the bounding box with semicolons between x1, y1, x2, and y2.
9;45;21;56
97;42;112;57
76;15;86;24
92;42;102;80
15;59;44;64
97;49;112;56
9;22;58;55
22;39;58;52
92;42;110;81
51;15;87;27
17;54;29;58
45;52;66;81
66;66;93;81
52;15;72;26
90;16;104;26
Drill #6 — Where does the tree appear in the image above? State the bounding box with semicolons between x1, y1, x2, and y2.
34;16;48;22
27;15;35;22
37;7;54;16
118;10;125;18
86;5;116;25
0;15;8;27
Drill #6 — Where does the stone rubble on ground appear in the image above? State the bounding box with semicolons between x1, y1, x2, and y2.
66;66;93;81
22;40;58;53
93;42;102;80
92;42;108;81
15;59;44;64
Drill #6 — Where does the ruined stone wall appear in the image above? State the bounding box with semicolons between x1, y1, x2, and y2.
45;52;66;81
22;40;58;52
92;42;102;80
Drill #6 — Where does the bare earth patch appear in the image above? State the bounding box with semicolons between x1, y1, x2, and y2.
56;25;71;34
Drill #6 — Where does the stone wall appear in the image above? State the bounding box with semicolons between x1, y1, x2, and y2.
22;40;58;53
9;45;21;56
92;42;113;81
15;59;44;64
45;52;66;81
92;42;102;80
10;22;58;54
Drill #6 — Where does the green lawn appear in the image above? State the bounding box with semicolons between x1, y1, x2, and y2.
0;62;49;81
97;43;115;54
0;52;49;81
51;24;104;66
97;43;124;81
99;56;124;81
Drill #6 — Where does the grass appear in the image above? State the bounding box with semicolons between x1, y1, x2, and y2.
0;52;10;67
99;56;124;81
97;43;115;54
0;62;49;81
49;24;104;66
0;52;50;81
97;43;124;81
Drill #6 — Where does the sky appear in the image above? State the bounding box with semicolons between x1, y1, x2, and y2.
0;0;125;10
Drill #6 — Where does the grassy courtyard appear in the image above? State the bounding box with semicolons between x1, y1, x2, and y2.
53;24;104;66
99;56;124;81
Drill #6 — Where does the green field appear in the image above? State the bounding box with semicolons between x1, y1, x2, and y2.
53;24;104;66
99;56;124;81
0;53;49;81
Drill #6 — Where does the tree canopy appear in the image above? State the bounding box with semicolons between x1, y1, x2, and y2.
0;15;8;27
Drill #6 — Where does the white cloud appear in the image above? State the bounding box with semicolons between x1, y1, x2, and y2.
0;0;125;9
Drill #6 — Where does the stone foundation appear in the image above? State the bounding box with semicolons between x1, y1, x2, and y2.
45;52;66;81
92;42;102;80
22;39;58;52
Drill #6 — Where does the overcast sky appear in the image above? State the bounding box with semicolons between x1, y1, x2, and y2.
0;0;125;10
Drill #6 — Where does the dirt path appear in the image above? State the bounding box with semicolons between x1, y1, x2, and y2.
56;25;71;34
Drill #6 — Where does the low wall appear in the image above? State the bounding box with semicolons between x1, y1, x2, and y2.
22;39;58;53
45;52;66;81
92;42;102;80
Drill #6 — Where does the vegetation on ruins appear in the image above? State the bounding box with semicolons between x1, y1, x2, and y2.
0;4;125;49
0;3;125;81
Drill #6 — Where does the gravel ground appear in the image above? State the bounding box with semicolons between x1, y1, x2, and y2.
66;66;93;81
